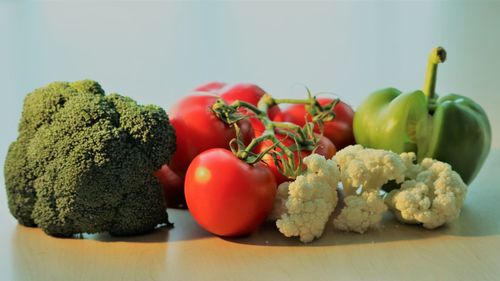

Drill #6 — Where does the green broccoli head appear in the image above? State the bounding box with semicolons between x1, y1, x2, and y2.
4;80;176;237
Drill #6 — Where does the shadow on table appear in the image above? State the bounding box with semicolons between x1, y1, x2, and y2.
81;224;173;243
222;213;446;247
224;192;500;247
87;208;212;242
223;209;500;248
8;208;212;243
226;205;500;248
8;223;172;243
84;208;212;243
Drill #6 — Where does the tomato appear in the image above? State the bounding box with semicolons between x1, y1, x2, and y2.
256;134;336;185
185;148;276;237
256;134;305;185
155;165;185;208
220;83;281;137
193;82;280;137
221;83;282;121
275;98;355;150
168;94;253;176
246;117;267;137
313;135;337;159
156;94;253;207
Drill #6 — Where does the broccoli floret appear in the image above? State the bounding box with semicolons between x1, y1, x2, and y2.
4;80;176;237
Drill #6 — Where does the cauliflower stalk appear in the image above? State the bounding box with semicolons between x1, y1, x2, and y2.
273;154;340;243
385;154;468;229
332;145;407;233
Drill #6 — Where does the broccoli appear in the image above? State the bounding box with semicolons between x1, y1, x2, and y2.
4;80;176;237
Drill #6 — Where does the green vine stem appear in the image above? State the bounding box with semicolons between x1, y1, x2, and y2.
212;91;336;179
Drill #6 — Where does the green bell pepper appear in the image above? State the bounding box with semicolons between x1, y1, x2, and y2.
353;47;491;184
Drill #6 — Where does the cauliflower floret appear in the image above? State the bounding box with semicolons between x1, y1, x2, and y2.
385;158;467;229
334;145;407;195
400;152;421;179
267;182;290;221
273;154;340;243
333;191;388;233
332;145;406;233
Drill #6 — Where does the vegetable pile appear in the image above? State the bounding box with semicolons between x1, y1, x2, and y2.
3;47;492;242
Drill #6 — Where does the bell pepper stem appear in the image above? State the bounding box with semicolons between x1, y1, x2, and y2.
423;46;447;100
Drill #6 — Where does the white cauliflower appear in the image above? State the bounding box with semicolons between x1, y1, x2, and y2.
270;145;469;241
332;145;406;233
333;191;387;234
334;145;407;195
273;154;340;243
385;157;467;229
400;152;421;179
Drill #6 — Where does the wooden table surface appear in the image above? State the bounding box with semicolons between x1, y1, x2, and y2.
1;150;498;281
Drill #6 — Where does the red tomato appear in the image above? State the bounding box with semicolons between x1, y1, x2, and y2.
247;117;267;137
275;98;355;150
156;94;253;207
220;83;282;121
256;134;336;185
155;165;185;208
168;94;253;176
313;135;337;159
185;148;277;237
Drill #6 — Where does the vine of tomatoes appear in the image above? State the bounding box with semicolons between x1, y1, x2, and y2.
155;82;354;237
